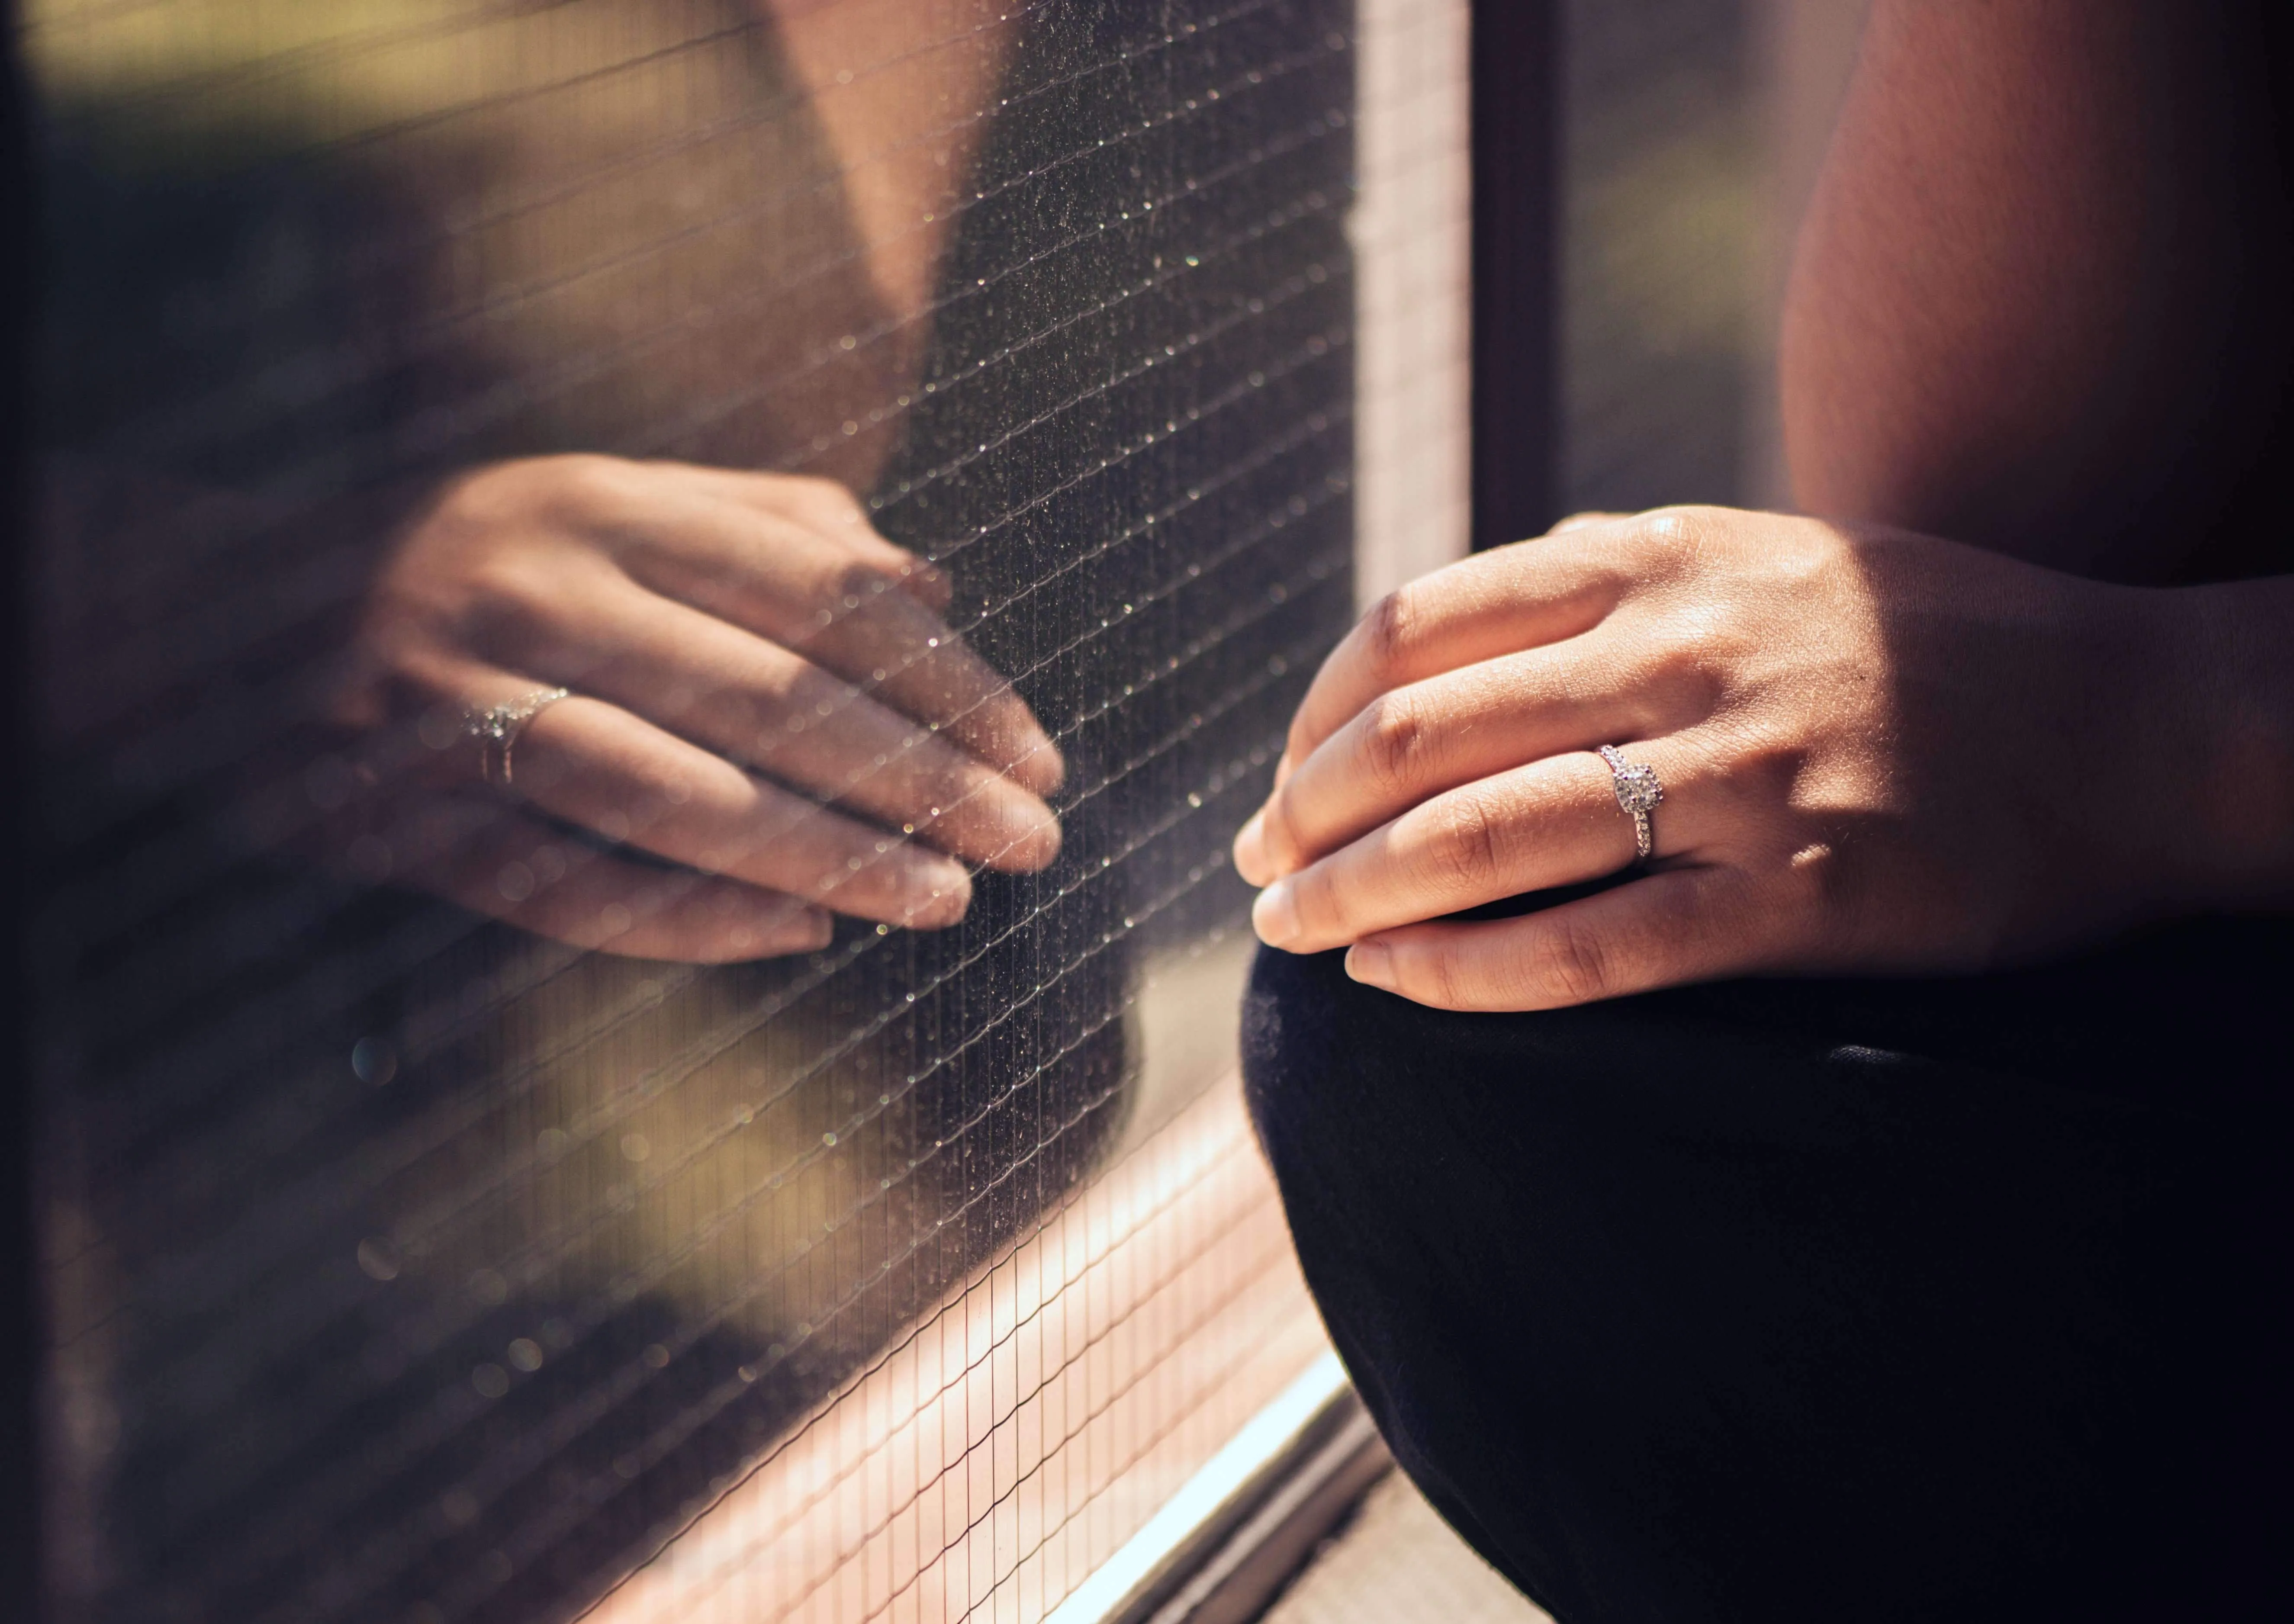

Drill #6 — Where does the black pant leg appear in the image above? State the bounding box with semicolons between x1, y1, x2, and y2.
1241;933;2291;1624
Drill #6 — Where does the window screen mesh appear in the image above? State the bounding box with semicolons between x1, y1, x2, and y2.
19;0;1439;1618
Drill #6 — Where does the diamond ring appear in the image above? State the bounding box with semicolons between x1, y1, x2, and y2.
466;687;570;789
1598;745;1665;864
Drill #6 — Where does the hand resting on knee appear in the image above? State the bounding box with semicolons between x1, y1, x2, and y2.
1235;508;2294;1011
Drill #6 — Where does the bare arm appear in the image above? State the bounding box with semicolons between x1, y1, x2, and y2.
1782;0;2289;581
1784;0;2294;916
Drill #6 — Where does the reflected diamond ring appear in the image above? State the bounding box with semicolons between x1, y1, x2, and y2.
1598;745;1665;864
467;687;569;789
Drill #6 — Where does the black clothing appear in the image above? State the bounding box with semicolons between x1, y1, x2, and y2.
1243;924;2294;1624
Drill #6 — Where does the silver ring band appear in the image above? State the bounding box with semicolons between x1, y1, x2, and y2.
467;687;569;789
1598;744;1664;864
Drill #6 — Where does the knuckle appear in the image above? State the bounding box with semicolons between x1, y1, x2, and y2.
1705;720;1806;812
1652;614;1736;686
423;463;498;520
1644;502;1718;532
814;559;898;621
548;453;638;513
1526;918;1613;1006
789;475;867;528
1780;847;1850;930
1428;791;1503;891
1420;946;1471;1011
424;464;545;540
1626;506;1707;569
466;550;556;616
1359;693;1432;793
470;544;601;628
1359;586;1419;682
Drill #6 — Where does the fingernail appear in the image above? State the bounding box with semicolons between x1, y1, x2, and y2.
960;772;1060;871
797;908;834;950
993;795;1062;870
1023;731;1067;793
1252;877;1300;948
1232;810;1271;885
907;862;972;926
1345;940;1394;990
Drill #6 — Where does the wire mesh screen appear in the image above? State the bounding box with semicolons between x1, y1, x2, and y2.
19;0;1474;1617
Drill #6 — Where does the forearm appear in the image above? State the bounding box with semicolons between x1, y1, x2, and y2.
1782;0;2288;582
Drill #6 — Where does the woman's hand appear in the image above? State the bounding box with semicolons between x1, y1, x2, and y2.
1232;505;2269;1011
320;455;1062;962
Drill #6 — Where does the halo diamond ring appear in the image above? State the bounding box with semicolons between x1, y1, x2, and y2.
1598;744;1665;864
467;687;569;789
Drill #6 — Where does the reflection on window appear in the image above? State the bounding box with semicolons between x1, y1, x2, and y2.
26;1;1464;1620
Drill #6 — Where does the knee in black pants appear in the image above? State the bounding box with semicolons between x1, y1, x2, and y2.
1241;943;2285;1624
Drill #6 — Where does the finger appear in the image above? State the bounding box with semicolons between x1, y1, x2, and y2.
366;658;580;793
385;791;835;963
1252;753;1629;953
605;479;1059;791
1275;536;1632;783
522;589;1060;872
1250;744;1700;955
1236;637;1674;885
509;695;981;928
1342;867;1772;1011
647;462;955;611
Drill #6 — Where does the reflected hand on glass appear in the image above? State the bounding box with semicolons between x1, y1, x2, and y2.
324;455;1063;962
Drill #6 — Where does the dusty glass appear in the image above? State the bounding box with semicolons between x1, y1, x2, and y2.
25;3;1353;1618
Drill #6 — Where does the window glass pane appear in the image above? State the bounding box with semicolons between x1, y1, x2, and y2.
1561;0;1759;511
21;2;1426;1618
